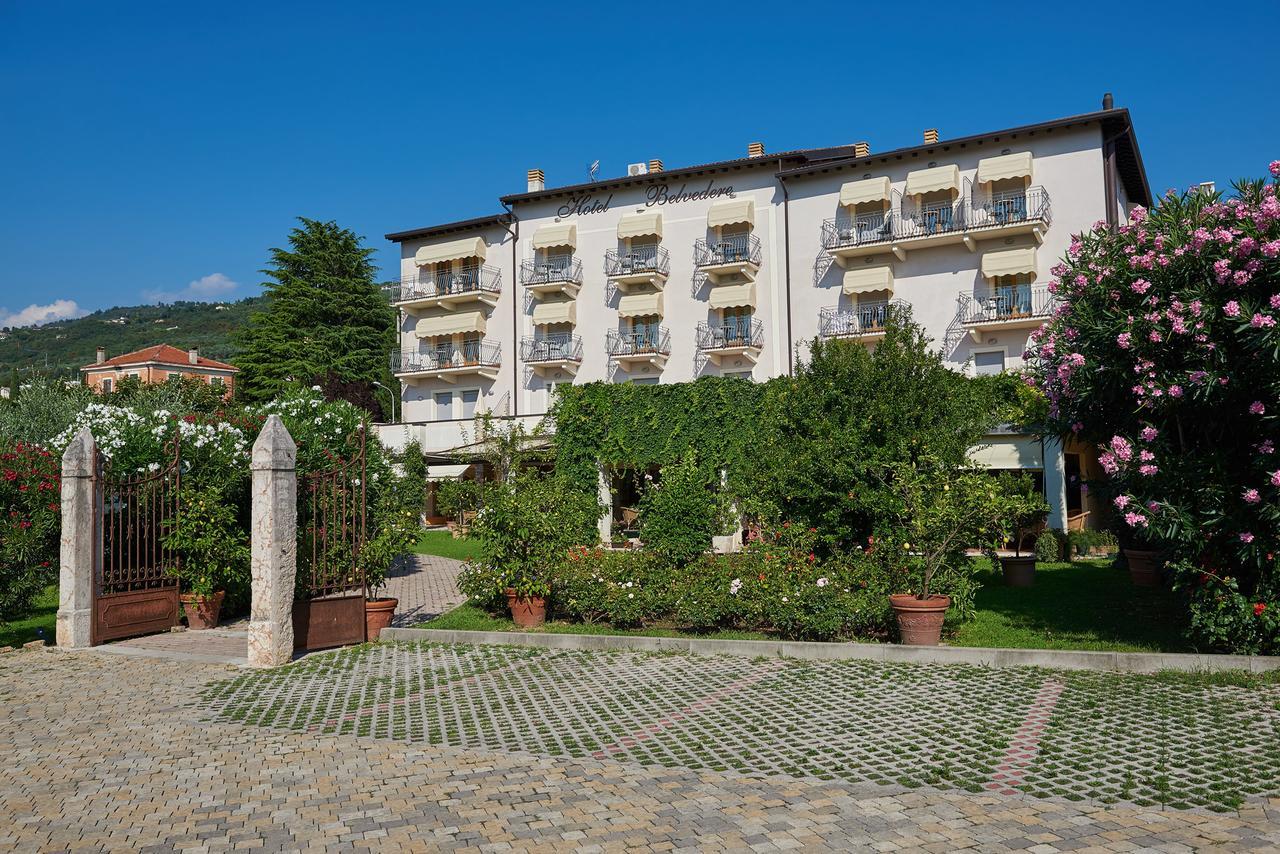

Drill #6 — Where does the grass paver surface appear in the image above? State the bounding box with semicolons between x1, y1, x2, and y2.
202;641;1280;812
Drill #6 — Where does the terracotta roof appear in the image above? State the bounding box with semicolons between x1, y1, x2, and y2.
82;344;238;372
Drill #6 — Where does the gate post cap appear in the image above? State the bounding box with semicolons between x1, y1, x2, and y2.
61;427;95;476
252;415;297;470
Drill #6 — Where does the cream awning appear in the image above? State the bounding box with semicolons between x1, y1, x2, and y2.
532;222;577;250
707;198;755;229
617;212;663;240
617;291;664;318
981;246;1038;279
969;436;1044;470
414;311;487;338
428;463;473;481
839;176;892;207
415;236;487;266
709;282;756;310
531;300;577;326
842;265;894;295
977;151;1033;184
905;164;961;196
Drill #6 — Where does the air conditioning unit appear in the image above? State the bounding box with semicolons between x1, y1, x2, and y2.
627;162;648;176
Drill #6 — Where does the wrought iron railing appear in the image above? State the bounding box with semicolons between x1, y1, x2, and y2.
965;186;1052;232
383;267;502;302
520;333;584;363
696;319;764;351
520;255;584;287
607;327;671;358
694;234;762;268
957;284;1056;325
898;197;967;238
390;341;501;373
821;187;1052;251
818;300;908;338
821;212;896;250
604;245;671;278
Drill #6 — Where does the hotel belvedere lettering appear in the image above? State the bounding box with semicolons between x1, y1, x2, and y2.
556;180;736;218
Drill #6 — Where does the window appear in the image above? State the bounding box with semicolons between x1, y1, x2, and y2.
434;391;453;420
974;350;1005;376
209;376;224;387
721;306;753;345
725;370;754;381
630;315;661;352
461;332;482;364
631;376;660;385
992;274;1033;318
460;389;479;419
101;377;113;392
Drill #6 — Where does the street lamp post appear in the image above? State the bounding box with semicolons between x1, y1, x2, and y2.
373;380;398;424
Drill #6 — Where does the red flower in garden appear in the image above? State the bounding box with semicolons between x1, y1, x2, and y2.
3;470;15;481
182;414;196;423
19;520;31;529
1256;602;1268;617
48;503;58;511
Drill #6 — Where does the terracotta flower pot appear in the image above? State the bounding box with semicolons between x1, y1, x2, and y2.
180;591;225;630
889;593;951;646
365;597;398;641
999;555;1036;588
505;587;546;628
1124;548;1162;587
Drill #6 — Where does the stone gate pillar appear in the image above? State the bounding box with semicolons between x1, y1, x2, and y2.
56;428;96;648
248;415;297;667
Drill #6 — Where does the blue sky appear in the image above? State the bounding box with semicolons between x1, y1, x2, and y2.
0;0;1274;326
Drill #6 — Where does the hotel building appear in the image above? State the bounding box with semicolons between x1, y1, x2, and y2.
381;96;1151;529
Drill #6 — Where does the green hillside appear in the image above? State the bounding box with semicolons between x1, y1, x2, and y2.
0;297;266;381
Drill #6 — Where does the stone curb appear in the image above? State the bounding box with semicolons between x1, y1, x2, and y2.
380;627;1280;675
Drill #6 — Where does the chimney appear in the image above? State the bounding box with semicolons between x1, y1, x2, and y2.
1102;92;1114;110
526;168;545;192
648;158;664;173
95;346;106;364
923;128;939;145
747;141;765;158
188;347;198;365
853;141;870;158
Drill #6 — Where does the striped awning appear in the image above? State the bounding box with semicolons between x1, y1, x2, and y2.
842;265;894;295
414;311;486;338
708;282;755;310
977;151;1033;184
617;291;663;317
531;299;576;326
415;237;487;266
905;164;961;196
981;246;1038;279
617;212;663;240
707;198;755;229
532;222;577;250
839;176;892;207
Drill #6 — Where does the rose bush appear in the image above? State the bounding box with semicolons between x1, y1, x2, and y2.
1026;163;1280;653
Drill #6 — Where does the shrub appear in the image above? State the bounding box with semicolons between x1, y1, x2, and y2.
161;486;250;599
0;442;60;624
1035;530;1064;563
636;454;725;566
436;478;483;522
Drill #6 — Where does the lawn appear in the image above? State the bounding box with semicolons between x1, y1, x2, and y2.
410;529;483;562
1;584;57;649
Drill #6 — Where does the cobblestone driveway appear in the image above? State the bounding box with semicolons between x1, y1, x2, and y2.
4;645;1280;852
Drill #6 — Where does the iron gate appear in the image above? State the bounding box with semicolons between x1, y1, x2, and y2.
292;430;367;650
92;438;182;644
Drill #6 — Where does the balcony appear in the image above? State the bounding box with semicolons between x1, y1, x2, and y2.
385;268;502;311
695;319;763;364
606;327;671;369
391;341;501;383
693;234;761;282
521;256;584;297
957;284;1057;342
521;333;584;374
604;245;670;291
821;187;1052;264
818;300;909;341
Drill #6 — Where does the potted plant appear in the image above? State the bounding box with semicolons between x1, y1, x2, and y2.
162;487;249;630
1123;543;1163;587
991;472;1049;587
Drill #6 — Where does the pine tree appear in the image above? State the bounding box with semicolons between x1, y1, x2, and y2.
235;218;395;415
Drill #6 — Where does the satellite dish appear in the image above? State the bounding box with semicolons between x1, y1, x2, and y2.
589;160;600;182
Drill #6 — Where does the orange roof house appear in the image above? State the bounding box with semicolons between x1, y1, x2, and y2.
81;344;238;398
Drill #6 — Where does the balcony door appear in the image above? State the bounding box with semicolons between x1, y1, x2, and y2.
993;274;1033;318
718;224;750;262
630;315;660;352
721;306;753;346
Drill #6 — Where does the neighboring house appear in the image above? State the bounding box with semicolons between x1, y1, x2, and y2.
380;95;1151;531
82;344;238;398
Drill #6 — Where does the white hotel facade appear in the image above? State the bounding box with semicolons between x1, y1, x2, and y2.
382;97;1151;529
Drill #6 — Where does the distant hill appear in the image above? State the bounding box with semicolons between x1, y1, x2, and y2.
0;296;267;381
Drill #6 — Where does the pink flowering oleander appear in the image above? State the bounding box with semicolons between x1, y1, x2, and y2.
1224;300;1242;317
1244;488;1261;504
1140;427;1158;441
1250;401;1266;415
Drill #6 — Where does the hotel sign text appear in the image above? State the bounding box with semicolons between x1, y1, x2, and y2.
556;180;736;218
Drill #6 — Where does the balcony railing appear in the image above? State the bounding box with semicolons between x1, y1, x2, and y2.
520;255;584;287
957;283;1056;325
607;327;671;358
821;212;896;250
821;187;1052;251
965;186;1052;232
696;319;764;351
391;340;501;373
384;267;502;302
818;300;908;338
694;234;762;268
604;245;671;278
520;333;584;363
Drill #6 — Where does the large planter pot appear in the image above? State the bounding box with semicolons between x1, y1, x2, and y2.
505;587;546;628
889;594;951;646
365;597;398;641
999;555;1036;588
1125;548;1162;587
180;591;225;630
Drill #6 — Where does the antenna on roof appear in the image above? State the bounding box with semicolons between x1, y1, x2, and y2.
589;160;600;182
